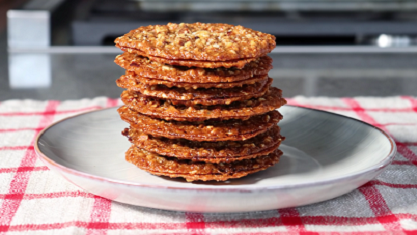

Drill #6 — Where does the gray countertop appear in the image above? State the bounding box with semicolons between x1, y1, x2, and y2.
2;31;417;100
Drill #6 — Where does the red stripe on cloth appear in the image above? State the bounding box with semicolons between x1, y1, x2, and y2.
0;101;59;233
0;146;33;151
0;127;43;133
0;166;48;174
343;98;403;232
382;123;417;126
207;216;284;229
0;191;94;200
36;101;60;127
278;208;319;234
185;213;206;234
392;160;417;166
358;186;402;230
398;142;417;146
0;105;103;116
342;98;385;129
397;143;417;166
6;221;186;232
395;97;417;167
367;180;417;189
106;98;119;108
86;196;112;235
401;96;417;112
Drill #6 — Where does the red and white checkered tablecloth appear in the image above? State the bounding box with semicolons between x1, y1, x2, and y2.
0;96;416;235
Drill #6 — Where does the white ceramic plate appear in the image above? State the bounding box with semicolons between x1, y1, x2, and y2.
35;106;396;213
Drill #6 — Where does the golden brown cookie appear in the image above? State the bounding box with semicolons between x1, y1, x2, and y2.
120;70;270;89
131;74;268;89
125;145;282;182
123;125;284;163
118;47;256;69
115;53;273;85
120;87;287;121
117;76;272;106
118;106;282;142
115;22;276;68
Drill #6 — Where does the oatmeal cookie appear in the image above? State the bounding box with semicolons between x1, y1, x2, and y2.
120;70;269;89
115;52;272;84
118;106;282;141
125;146;282;182
117;76;272;106
132;74;267;89
120;87;287;121
119;47;256;69
115;23;276;68
123;125;284;163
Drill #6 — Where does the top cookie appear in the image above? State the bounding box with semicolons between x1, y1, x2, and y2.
115;22;276;68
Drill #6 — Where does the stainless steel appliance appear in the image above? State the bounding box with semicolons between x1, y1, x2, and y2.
8;0;417;49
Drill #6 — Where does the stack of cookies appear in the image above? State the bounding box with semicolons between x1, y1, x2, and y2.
114;23;287;182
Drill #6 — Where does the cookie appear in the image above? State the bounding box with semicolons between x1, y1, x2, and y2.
120;87;287;121
117;76;272;106
118;106;282;142
120;70;269;89
125;146;282;182
115;52;273;84
123;125;284;163
115;22;276;68
118;47;256;69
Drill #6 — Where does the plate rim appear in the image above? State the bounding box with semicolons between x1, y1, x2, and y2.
34;105;397;192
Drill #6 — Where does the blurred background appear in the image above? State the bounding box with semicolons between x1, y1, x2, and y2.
2;0;417;100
